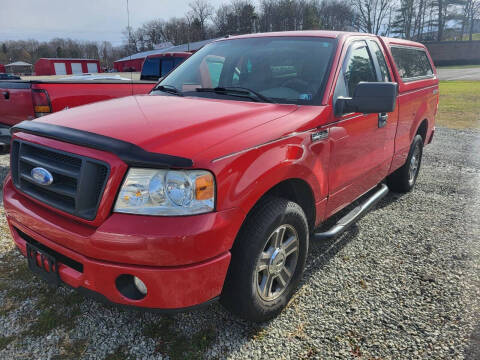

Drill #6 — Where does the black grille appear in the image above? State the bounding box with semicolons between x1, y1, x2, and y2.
11;140;110;220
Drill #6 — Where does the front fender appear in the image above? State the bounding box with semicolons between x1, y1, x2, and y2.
211;129;330;224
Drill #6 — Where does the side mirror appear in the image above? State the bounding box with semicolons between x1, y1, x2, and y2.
335;82;398;116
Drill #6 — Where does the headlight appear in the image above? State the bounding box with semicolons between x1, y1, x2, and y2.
114;168;215;215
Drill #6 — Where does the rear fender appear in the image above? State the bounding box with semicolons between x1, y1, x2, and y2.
410;101;429;144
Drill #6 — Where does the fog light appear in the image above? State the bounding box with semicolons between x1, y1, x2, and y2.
115;274;147;300
133;276;148;295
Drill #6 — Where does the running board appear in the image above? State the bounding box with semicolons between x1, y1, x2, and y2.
313;183;389;240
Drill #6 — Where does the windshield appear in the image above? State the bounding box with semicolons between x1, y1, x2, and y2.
155;37;336;105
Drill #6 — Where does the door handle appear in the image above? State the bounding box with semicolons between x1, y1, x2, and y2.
378;113;388;128
2;91;9;100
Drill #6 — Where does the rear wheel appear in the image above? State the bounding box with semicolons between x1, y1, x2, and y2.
221;197;309;322
387;134;424;193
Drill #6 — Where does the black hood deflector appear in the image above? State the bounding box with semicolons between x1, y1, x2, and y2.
11;121;194;168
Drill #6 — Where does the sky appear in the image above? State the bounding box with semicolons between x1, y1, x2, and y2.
0;0;227;45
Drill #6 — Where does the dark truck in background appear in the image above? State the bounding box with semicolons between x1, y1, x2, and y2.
140;52;191;81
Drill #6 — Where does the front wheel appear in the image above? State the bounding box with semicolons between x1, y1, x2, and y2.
387;134;424;193
221;197;309;322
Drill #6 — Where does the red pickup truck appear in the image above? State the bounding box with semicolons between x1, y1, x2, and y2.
4;31;438;322
0;79;156;151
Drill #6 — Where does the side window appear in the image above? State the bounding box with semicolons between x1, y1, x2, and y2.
391;46;433;80
368;40;391;82
335;41;377;100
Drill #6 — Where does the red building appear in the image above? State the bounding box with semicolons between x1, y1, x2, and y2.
34;58;101;76
113;57;144;72
0;64;5;73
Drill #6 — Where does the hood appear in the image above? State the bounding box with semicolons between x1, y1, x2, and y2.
37;95;298;159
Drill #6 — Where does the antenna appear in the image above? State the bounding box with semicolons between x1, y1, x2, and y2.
126;0;134;95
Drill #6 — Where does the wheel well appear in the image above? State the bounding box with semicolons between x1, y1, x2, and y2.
260;179;316;232
417;119;428;144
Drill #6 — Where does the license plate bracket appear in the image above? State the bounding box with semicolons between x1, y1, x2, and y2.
26;243;60;287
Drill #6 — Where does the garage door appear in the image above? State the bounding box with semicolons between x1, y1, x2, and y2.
87;63;98;73
54;63;67;75
71;63;83;74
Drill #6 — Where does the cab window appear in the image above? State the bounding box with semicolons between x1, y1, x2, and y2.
368;40;391;82
391;46;433;81
334;41;377;100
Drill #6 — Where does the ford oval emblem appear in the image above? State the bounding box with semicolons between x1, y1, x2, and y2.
31;167;54;186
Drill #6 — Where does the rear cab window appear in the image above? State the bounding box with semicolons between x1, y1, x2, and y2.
141;57;187;81
390;46;433;82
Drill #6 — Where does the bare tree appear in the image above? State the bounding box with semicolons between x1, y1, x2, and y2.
318;0;355;31
189;0;214;39
464;0;480;40
353;0;391;34
142;20;167;48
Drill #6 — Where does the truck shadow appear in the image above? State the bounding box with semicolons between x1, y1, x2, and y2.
302;190;403;286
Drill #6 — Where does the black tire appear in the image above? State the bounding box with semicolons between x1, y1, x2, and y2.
387;134;424;193
221;197;309;322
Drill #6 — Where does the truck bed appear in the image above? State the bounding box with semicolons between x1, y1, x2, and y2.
0;79;156;126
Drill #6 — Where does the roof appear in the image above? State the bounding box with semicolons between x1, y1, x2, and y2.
114;38;219;63
6;61;32;66
225;31;427;49
225;30;344;40
37;58;99;61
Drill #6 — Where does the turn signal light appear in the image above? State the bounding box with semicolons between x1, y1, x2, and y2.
195;173;214;200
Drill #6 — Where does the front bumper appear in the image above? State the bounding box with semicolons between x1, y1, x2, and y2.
4;176;244;309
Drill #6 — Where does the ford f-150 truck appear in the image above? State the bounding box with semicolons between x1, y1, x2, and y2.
4;31;438;322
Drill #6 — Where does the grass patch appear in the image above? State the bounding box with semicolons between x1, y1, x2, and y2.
0;251;24;277
24;289;84;337
437;81;480;129
36;287;84;309
52;338;88;360
461;33;480;41
0;335;14;350
143;316;216;360
13;263;33;282
4;286;34;302
25;309;70;336
0;297;18;316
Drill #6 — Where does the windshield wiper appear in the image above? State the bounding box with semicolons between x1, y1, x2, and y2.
196;87;274;103
155;85;183;96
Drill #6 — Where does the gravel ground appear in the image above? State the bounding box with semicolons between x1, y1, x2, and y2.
0;126;479;359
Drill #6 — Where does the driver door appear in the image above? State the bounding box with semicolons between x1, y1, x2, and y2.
325;40;394;217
